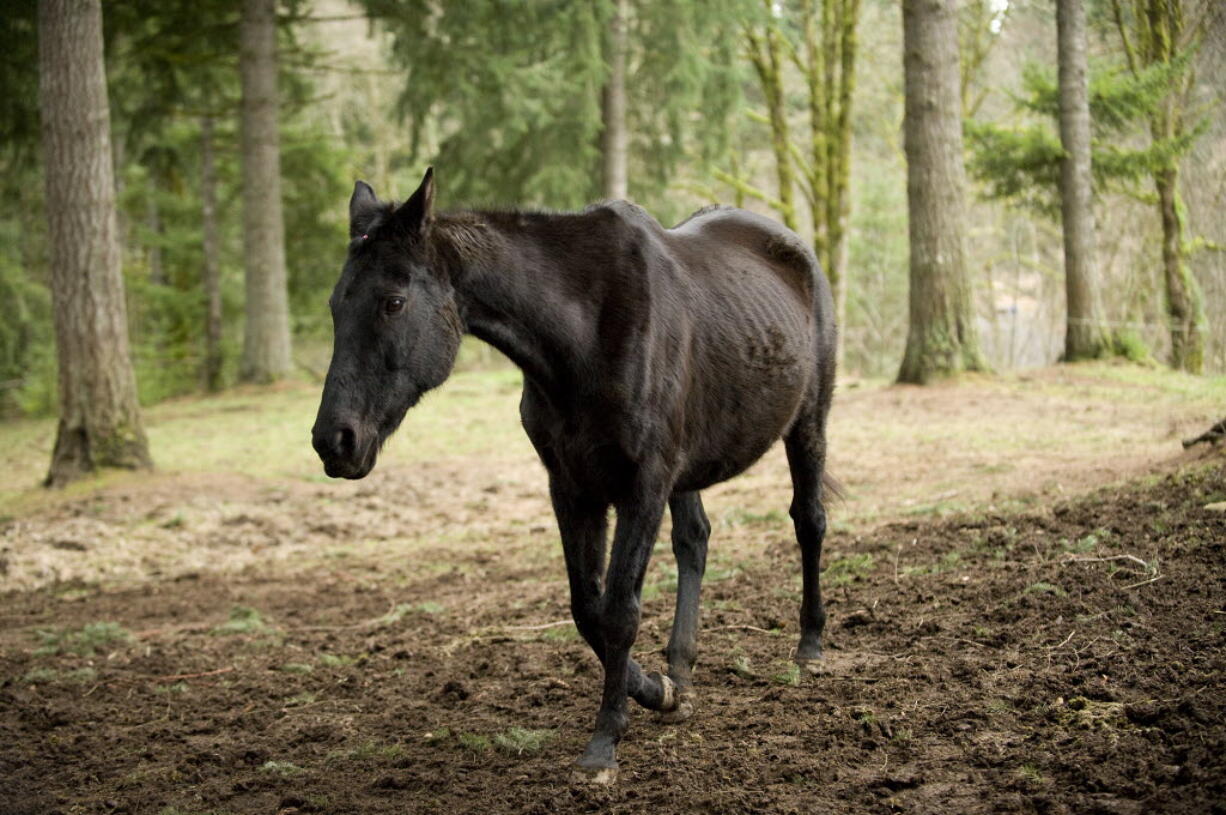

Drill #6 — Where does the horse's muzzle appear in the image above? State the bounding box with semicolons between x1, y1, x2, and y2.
312;421;376;479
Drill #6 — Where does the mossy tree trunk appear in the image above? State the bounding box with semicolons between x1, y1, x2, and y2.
38;0;152;486
745;11;798;231
238;0;292;384
1113;0;1207;373
897;0;987;384
1056;0;1112;361
739;0;862;365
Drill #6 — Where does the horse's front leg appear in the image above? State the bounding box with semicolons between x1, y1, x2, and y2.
573;485;673;784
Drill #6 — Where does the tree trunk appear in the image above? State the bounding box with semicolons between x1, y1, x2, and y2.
897;0;987;384
146;187;165;286
1056;0;1111;361
201;115;225;392
238;0;292;384
746;16;797;231
1156;166;1204;372
600;0;629;200
38;0;152;486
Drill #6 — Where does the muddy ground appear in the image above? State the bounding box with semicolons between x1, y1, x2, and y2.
2;444;1223;814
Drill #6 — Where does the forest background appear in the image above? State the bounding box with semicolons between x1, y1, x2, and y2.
1;0;1222;426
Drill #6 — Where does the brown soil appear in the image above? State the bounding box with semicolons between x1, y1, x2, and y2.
2;450;1223;814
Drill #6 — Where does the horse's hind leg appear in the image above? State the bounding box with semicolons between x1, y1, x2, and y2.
660;491;709;723
783;400;831;672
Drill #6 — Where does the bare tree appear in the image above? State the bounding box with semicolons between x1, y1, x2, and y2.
38;0;152;486
1057;0;1112;361
897;0;987;383
239;0;292;383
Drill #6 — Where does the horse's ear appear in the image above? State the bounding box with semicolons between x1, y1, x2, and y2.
349;180;380;239
389;167;435;239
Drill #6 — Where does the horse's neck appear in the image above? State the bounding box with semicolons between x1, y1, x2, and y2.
438;215;592;394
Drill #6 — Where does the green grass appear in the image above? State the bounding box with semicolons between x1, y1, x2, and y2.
210;605;269;636
0;367;530;509
258;760;306;777
34;621;131;656
493;727;554;755
823;553;874;586
457;732;492;753
1025;581;1067;597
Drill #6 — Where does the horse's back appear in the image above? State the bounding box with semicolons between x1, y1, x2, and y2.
669;206;826;311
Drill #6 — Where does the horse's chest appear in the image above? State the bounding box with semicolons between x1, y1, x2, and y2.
520;391;647;499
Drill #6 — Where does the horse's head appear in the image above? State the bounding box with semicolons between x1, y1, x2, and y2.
312;168;462;479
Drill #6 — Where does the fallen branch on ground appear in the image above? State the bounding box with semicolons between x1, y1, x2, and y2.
1183;418;1225;449
154;666;235;681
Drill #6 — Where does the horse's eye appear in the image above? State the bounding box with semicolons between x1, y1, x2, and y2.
384;296;406;315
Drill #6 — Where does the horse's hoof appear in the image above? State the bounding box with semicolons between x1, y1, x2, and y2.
571;764;618;786
796;657;825;676
648;671;677;712
657;692;694;724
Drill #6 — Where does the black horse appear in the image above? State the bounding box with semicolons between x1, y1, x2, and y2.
312;168;837;784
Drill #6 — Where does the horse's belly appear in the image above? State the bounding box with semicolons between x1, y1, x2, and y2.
674;366;807;492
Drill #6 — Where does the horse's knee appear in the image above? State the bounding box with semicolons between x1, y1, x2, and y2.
789;499;826;541
570;596;603;643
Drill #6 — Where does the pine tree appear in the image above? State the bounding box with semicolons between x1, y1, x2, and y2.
38;0;152;485
966;1;1212;372
361;0;744;216
897;0;987;384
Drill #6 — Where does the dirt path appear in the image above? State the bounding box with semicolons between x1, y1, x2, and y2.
2;450;1223;814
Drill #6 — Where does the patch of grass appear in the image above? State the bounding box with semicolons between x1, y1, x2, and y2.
772;663;802;686
457;732;492;752
851;706;877;726
335;740;405;762
154;681;189;695
423;727;452;745
21;667;58;683
824;553;874;586
493;727;554;756
318;653;358;668
258;760;306;777
374;601;445;627
210;605;269;636
1059;696;1129;731
34;621;130;656
1017;763;1045;784
540;624;580;642
729;654;754;680
1063;529;1109;553
1025;581;1067;597
278;662;314;675
727;508;788;528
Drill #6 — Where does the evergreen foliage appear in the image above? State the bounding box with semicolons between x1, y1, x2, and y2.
360;0;746;221
966;58;1201;214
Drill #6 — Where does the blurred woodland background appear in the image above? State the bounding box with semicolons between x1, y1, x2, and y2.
1;0;1223;485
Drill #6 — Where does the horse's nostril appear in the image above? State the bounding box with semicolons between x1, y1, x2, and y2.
335;426;356;458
